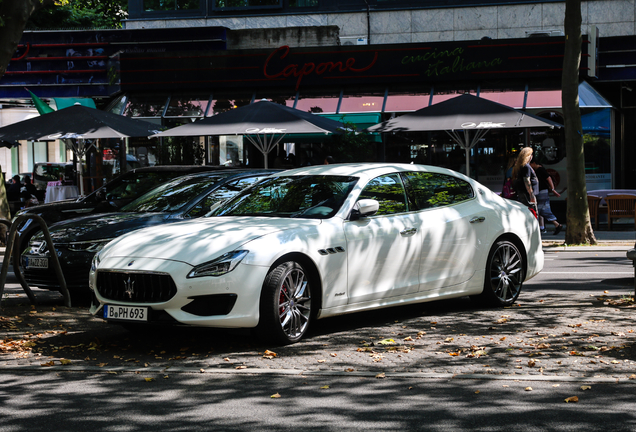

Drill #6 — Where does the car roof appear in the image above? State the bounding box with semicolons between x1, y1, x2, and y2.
272;163;470;183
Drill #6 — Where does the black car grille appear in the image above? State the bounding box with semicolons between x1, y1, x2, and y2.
24;267;89;292
97;271;178;303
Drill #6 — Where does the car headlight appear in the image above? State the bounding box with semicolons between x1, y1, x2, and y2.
90;250;102;272
187;250;249;278
68;240;112;253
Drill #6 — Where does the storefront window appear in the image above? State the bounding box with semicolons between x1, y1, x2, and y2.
123;94;168;118
384;92;431;112
219;136;244;166
212;0;281;9
292;93;341;114
165;96;209;118
144;0;200;11
582;108;612;190
289;0;318;6
339;93;384;113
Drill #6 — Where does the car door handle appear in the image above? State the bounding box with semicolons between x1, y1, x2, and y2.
470;216;486;223
400;228;417;236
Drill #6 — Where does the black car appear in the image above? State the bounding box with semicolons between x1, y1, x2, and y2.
12;165;241;253
21;169;274;301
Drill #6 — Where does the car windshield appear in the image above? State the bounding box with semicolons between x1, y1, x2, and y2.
121;174;231;213
211;175;359;219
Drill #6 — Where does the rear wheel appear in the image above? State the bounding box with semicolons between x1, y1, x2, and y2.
473;239;524;306
256;261;313;345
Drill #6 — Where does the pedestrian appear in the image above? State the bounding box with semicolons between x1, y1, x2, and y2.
511;147;538;219
324;155;335;165
501;154;517;199
20;175;39;207
7;175;21;201
530;159;563;235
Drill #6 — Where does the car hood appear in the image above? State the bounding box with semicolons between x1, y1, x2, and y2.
100;217;322;265
45;212;173;242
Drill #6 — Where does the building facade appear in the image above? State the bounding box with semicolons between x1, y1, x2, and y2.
0;0;634;199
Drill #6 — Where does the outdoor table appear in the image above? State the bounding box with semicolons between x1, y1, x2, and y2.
588;189;636;206
45;184;79;203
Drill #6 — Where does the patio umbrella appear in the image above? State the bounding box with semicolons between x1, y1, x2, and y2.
0;104;161;142
0;104;161;194
152;100;344;168
367;94;562;177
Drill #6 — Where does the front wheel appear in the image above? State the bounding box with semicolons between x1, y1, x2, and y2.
256;261;313;345
472;239;525;306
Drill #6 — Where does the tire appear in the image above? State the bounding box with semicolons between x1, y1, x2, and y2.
473;239;525;306
256;261;313;345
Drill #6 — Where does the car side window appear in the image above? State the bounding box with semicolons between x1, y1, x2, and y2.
401;171;474;210
357;173;408;216
187;176;265;218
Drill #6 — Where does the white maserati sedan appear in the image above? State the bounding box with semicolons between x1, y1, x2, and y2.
89;163;543;344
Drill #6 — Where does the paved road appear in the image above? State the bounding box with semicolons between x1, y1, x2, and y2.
1;249;635;381
2;248;636;431
1;371;635;432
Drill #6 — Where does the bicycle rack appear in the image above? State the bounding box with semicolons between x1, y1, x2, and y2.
0;214;71;308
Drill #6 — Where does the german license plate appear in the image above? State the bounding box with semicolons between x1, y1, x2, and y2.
103;305;148;322
24;256;48;269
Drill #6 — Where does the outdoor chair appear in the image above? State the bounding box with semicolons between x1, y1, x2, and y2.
587;195;601;230
605;194;636;230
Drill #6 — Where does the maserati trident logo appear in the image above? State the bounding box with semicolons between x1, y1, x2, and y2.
124;276;135;299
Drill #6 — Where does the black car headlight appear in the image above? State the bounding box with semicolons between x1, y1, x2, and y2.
68;240;112;253
187;250;249;278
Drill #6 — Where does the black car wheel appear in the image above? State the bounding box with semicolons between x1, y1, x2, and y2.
473;239;525;306
257;261;313;345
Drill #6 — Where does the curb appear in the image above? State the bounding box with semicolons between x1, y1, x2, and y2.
542;244;634;252
1;364;635;383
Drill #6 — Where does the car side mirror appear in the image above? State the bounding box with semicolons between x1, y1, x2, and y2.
350;199;379;220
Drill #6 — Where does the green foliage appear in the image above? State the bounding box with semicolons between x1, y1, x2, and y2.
326;120;375;163
26;0;127;29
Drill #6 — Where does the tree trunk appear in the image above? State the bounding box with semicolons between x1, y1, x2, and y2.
562;0;596;245
0;0;54;220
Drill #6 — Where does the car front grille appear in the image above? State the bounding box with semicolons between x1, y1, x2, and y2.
96;271;178;303
24;267;89;292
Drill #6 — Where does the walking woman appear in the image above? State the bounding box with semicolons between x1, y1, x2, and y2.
531;159;563;235
511;147;539;218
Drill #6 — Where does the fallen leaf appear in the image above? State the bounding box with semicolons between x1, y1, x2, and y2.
40;361;55;367
475;390;480;394
144;378;154;382
564;396;579;403
271;393;281;398
345;368;355;372
60;359;72;365
525;387;533;391
317;359;326;363
378;339;396;345
580;385;591;391
236;366;247;370
264;350;277;357
320;385;330;389
375;373;386;379
330;353;337;357
528;360;536;367
200;369;206;373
